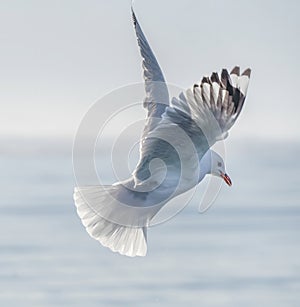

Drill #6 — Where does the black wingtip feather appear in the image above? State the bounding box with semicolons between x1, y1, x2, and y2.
210;72;220;84
201;76;211;85
131;7;137;27
221;69;229;80
230;66;240;76
221;69;234;95
242;68;251;77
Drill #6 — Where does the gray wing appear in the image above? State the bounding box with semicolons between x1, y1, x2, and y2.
133;67;251;188
132;7;169;136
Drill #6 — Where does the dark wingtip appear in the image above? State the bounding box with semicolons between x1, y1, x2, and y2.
242;68;251;77
201;76;211;85
210;72;220;84
221;68;229;79
131;6;137;27
221;68;229;86
230;66;240;76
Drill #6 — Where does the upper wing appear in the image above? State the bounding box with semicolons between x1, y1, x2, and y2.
133;67;251;187
132;7;169;136
170;66;251;143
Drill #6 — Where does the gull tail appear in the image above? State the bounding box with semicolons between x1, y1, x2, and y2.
73;185;147;257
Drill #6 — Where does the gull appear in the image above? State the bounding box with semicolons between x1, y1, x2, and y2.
73;7;251;257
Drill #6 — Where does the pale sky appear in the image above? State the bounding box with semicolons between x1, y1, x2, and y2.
0;0;299;142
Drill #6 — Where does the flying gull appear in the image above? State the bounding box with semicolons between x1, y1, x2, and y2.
73;7;251;257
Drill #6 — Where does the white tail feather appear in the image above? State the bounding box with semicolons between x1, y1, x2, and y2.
73;186;147;257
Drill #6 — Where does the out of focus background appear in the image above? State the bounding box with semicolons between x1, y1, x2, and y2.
1;0;300;306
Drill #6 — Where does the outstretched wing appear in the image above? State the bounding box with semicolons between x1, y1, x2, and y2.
133;67;251;187
170;66;251;143
132;7;169;136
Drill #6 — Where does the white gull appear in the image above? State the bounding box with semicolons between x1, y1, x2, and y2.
73;7;251;257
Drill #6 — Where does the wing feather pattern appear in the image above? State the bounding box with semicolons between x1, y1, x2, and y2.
171;66;251;141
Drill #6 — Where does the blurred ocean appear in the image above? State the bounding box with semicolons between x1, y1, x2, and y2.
1;138;300;306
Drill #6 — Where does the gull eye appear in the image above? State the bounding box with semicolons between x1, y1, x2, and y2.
218;162;222;167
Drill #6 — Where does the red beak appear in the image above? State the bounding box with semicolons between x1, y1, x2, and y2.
221;173;232;186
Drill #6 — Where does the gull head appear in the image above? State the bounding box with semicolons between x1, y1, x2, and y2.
204;150;232;186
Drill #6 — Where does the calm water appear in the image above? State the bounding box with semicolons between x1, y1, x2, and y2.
1;140;300;306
